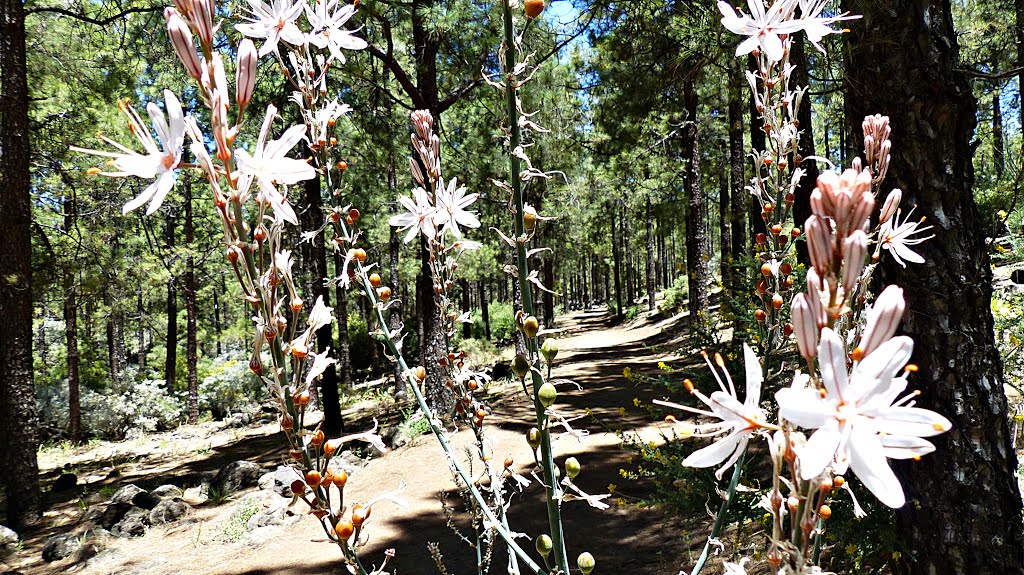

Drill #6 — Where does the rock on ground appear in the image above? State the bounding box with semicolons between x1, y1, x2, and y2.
111;507;150;538
211;460;263;495
0;525;18;561
41;534;81;562
258;466;303;498
150;484;184;499
149;498;192;525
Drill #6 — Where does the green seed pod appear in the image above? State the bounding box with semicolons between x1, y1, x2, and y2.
540;338;559;363
527;427;542;450
538;382;557;407
523;316;540;339
565;457;581;479
578;552;596;574
535;534;553;557
512;354;530;379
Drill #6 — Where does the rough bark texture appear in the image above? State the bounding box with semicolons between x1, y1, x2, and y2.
845;1;1024;572
301;171;343;436
64;195;81;443
992;90;1004;177
165;212;178;390
478;280;490;341
683;79;710;330
719;175;731;288
747;57;768;240
332;250;353;388
790;34;818;267
611;202;624;319
137;291;147;369
0;0;42;525
646;196;656;313
184;173;199;423
729;59;747;318
623;211;634;306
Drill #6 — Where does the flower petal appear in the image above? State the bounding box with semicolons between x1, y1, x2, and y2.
849;427;905;507
799;424;842;480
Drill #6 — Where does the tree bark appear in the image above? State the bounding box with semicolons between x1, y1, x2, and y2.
623;210;634;307
460;279;471;339
184;173;199;423
791;33;818;267
389;225;406;397
993;89;1004;177
165;211;178;389
611;202;624;319
719;174;731;287
300;170;344;436
543;256;555;326
0;0;42;524
213;286;222;357
64;194;81;444
683;79;710;330
646;196;657;313
137;291;147;369
747;56;768;241
845;1;1024;572
478;280;491;341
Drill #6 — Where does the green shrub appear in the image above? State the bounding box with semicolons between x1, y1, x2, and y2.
660;275;688;315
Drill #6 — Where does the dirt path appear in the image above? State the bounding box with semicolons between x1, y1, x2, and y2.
13;308;722;575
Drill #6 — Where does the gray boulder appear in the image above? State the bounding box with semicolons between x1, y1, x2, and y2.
258;466;302;498
246;505;301;530
99;502;133;530
0;525;18;561
150;484;184;499
149;498;191;525
111;508;149;538
41;533;81;562
110;484;146;506
211;461;263;495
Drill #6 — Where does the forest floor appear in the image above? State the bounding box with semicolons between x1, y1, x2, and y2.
9;304;747;575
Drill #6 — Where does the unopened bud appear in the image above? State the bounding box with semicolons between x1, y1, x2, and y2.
880;188;902;224
166;9;203;80
565;457;581;479
577;552;596;575
842;230;868;295
236;39;259;111
791;294;819;360
805;215;832;276
858;285;905;358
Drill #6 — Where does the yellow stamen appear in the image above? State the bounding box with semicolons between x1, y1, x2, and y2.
87;167;102;175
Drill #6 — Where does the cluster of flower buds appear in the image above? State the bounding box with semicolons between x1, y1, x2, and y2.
862;114;892;186
410;110;442;185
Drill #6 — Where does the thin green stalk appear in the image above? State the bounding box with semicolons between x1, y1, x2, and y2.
500;2;571;574
690;450;747;575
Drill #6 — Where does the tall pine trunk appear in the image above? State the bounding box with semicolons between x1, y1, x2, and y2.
301;169;344;435
791;34;818;267
683;79;710;330
612;203;624;319
184;173;199;423
332;251;353;388
993;89;1004;177
845;1;1024;571
165;212;178;389
0;0;42;524
64;194;81;444
646;196;656;313
478;280;491;341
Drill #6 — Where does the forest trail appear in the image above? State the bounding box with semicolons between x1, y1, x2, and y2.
19;307;727;575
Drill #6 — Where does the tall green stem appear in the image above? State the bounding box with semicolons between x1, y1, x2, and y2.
689;450;747;575
500;2;571;574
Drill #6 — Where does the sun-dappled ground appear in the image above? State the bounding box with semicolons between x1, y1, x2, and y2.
5;305;762;575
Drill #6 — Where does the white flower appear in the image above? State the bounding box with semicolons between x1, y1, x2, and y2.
723;558;749;575
717;0;803;61
234;0;305;57
304;0;368;63
433;178;480;239
878;205;933;267
235;105;316;226
72;90;185;215
798;0;860;53
389;187;437;243
775;327;951;508
305;348;337;386
655;344;773;480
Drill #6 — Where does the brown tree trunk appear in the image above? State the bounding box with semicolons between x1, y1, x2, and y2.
747;57;768;241
213;286;222;357
0;0;42;524
64;195;81;444
719;174;731;287
791;33;818;267
611;202;624;319
460;279;471;339
165;211;178;389
684;79;710;330
478;280;491;341
623;211;634;307
137;291;146;369
300;168;343;436
993;89;1004;177
845;1;1024;572
543;257;555;327
646;196;656;313
184;173;199;423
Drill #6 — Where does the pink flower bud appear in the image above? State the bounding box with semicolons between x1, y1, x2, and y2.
810;188;826;218
805;215;832;276
864;134;876;165
192;0;215;47
858;285;905;358
814;172;838;215
880;188;902;224
236;39;258;111
842;230;868;296
791;293;819;360
847;189;875;235
805;269;826;328
172;0;193;17
166;9;203;80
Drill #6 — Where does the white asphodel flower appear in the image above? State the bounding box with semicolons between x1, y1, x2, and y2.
305;348;337;386
304;0;368;63
717;0;803;61
433;177;480;239
655;344;775;480
389;187;437;243
877;205;933;267
234;0;305;57
775;327;952;508
72;90;185;215
234;105;316;226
